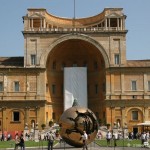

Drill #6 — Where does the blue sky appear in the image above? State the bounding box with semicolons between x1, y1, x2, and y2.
0;0;150;60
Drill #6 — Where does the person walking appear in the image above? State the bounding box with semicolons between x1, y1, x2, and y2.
113;132;118;147
19;135;25;150
1;132;4;141
48;131;55;150
82;131;88;150
141;132;146;145
14;133;20;150
106;130;112;146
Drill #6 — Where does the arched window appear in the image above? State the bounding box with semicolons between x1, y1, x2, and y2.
116;119;121;128
31;120;35;128
52;61;56;70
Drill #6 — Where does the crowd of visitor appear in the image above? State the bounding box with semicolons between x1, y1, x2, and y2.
104;130;150;147
1;128;150;149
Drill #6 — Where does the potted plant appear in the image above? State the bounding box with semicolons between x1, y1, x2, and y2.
106;123;111;130
49;120;54;127
41;123;46;130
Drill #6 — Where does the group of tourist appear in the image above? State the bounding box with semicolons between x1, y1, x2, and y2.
0;132;12;141
105;130;150;147
46;130;89;150
14;133;25;150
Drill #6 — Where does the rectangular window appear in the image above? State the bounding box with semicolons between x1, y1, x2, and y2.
52;61;56;70
46;112;48;124
0;82;3;92
13;111;20;122
14;81;19;92
103;111;106;118
73;63;77;67
114;54;120;65
61;63;66;70
52;84;56;94
132;111;138;120
132;95;137;99
95;84;98;94
131;81;137;91
102;83;105;92
94;61;98;70
31;54;36;65
46;83;48;93
83;61;87;67
148;81;150;91
52;112;55;120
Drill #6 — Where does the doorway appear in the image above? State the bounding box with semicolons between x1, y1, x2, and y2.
133;127;138;139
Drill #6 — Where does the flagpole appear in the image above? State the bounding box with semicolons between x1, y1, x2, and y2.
74;0;75;19
73;0;75;29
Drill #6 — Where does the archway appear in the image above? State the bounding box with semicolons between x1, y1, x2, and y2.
45;36;108;122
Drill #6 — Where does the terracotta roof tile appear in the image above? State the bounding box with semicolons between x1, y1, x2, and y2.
0;57;24;68
126;60;150;67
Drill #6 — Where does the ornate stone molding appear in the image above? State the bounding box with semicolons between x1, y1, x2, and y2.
40;33;110;68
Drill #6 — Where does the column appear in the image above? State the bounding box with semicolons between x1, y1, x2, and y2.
122;18;125;30
117;18;119;30
36;106;40;124
40;19;43;29
121;18;123;30
35;107;40;142
24;107;30;126
2;107;6;131
144;73;147;93
31;19;33;29
3;74;7;94
24;107;29;141
144;107;149;121
110;74;114;94
43;18;46;29
108;18;110;30
121;73;124;94
111;107;115;128
106;73;111;99
121;107;125;127
105;18;107;30
28;19;30;29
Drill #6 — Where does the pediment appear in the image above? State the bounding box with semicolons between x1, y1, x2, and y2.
106;13;122;18
29;13;44;18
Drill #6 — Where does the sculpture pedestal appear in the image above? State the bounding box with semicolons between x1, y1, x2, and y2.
34;129;39;142
24;129;29;141
123;127;128;139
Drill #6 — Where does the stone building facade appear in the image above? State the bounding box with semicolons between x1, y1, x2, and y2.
0;8;150;135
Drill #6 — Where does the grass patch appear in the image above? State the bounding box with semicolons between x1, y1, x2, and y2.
95;139;143;147
0;140;58;149
0;139;144;148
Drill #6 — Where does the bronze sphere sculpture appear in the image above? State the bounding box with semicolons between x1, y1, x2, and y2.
59;106;98;147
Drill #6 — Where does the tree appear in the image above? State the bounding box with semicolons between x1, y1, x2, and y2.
41;123;46;130
49;120;54;127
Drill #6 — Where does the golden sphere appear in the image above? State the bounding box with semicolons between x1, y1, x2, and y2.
59;106;98;147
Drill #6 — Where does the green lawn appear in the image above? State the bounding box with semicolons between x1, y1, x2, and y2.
95;139;143;147
0;139;145;148
0;140;58;149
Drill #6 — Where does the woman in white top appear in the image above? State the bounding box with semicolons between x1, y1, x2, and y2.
82;131;88;150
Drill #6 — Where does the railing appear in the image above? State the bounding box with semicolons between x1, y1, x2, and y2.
24;27;125;32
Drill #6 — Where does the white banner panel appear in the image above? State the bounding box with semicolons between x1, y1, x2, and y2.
64;67;87;110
